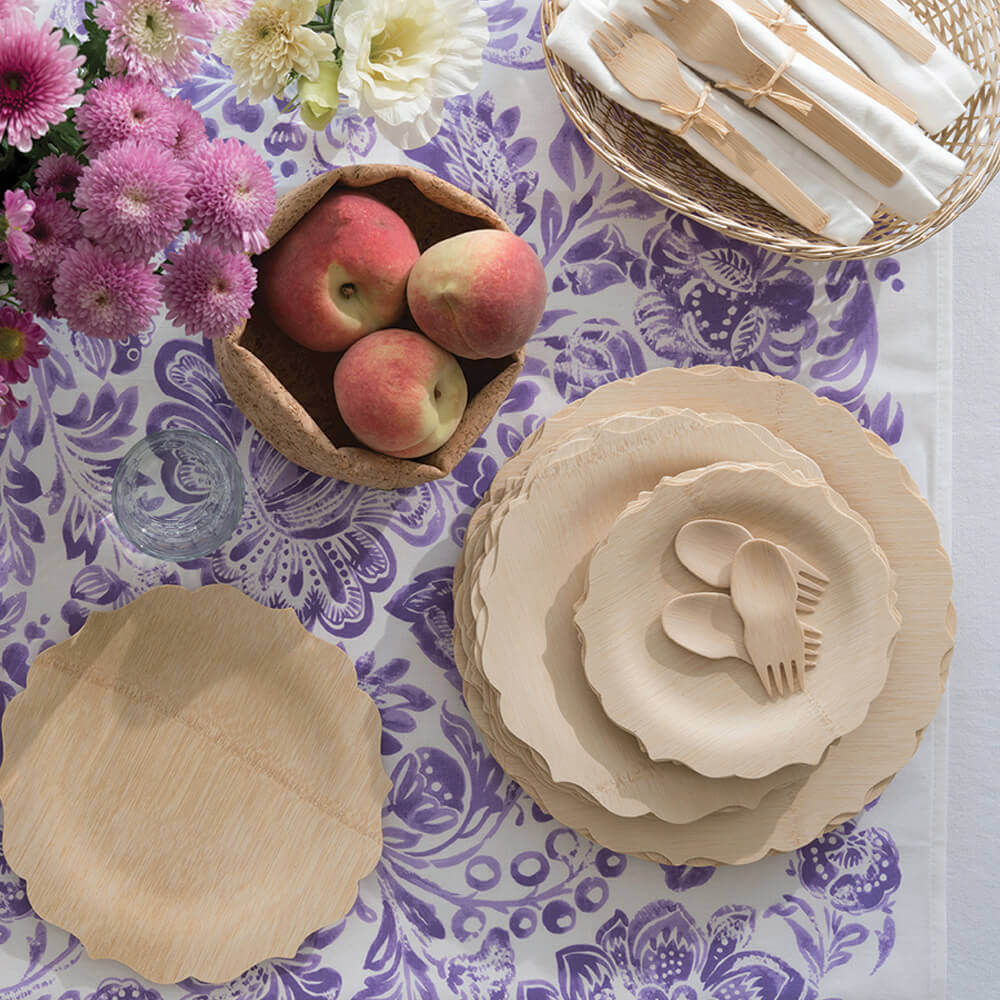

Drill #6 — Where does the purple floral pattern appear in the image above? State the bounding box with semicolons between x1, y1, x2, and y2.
0;2;940;996
794;820;902;914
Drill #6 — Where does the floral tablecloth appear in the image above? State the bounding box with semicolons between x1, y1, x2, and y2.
0;2;953;998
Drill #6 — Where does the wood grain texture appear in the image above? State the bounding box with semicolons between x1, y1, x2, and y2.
475;410;825;821
839;0;936;62
674;518;829;606
0;585;390;984
729;538;812;696
452;365;953;866
457;409;821;820
575;462;899;779
592;19;831;232
661;591;753;662
732;0;918;121
214;164;523;490
648;0;905;185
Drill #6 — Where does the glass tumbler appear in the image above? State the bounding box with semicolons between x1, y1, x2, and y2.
112;429;245;561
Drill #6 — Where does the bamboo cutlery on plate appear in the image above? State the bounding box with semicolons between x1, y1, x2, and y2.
664;520;826;697
454;366;951;864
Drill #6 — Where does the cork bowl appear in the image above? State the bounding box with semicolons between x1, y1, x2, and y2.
214;164;525;490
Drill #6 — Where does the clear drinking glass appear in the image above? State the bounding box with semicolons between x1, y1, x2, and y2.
112;429;245;561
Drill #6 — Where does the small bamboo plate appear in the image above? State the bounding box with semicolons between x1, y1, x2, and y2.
575;462;900;780
452;365;953;865
473;409;825;822
0;585;391;984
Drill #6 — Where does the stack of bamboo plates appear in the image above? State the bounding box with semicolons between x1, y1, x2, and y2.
452;365;954;866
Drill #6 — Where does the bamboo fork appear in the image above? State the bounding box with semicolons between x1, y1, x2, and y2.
839;0;935;64
732;0;918;122
730;539;819;698
591;17;830;233
647;0;904;187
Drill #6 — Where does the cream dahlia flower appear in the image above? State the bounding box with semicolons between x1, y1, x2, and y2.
213;0;335;104
335;0;488;148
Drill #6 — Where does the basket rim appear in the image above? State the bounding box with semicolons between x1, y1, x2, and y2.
540;0;1000;260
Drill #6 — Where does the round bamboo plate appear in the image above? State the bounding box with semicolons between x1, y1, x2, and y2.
473;408;826;821
575;462;900;779
541;0;1000;260
0;585;390;983
452;365;953;865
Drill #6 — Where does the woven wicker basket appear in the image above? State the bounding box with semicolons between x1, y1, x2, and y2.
541;0;1000;259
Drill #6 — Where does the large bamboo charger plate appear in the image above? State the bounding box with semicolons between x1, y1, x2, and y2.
541;0;1000;261
214;164;524;490
452;365;954;865
575;462;899;779
0;585;390;983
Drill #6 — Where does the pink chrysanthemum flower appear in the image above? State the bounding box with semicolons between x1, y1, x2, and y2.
0;304;49;384
162;241;257;339
54;241;161;340
1;189;35;267
25;190;80;269
164;95;209;165
187;138;275;254
75;76;178;154
0;16;84;152
76;140;189;260
34;153;84;196
12;259;58;318
0;0;37;18
97;0;212;86
0;378;27;429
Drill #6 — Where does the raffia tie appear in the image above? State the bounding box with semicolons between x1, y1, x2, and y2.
720;54;813;112
663;85;730;139
749;2;808;34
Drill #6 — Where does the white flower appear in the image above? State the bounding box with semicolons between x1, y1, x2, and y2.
213;0;335;104
335;0;488;148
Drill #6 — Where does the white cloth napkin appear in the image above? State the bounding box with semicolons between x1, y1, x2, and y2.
547;0;878;244
603;0;964;222
793;0;984;134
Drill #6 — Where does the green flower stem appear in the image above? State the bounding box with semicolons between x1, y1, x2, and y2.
308;0;340;34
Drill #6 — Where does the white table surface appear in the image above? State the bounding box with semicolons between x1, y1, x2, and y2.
947;185;1000;995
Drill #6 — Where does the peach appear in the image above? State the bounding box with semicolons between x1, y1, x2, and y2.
259;190;420;352
333;329;468;459
406;229;547;359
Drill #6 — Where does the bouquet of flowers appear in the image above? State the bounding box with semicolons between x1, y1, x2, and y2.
213;0;489;148
0;0;277;427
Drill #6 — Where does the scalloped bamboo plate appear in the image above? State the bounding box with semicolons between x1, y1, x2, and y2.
452;365;953;865
0;585;390;984
575;462;900;779
474;409;825;822
457;409;825;817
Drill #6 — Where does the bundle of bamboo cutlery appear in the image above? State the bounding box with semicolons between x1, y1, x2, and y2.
546;0;984;244
453;365;954;864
